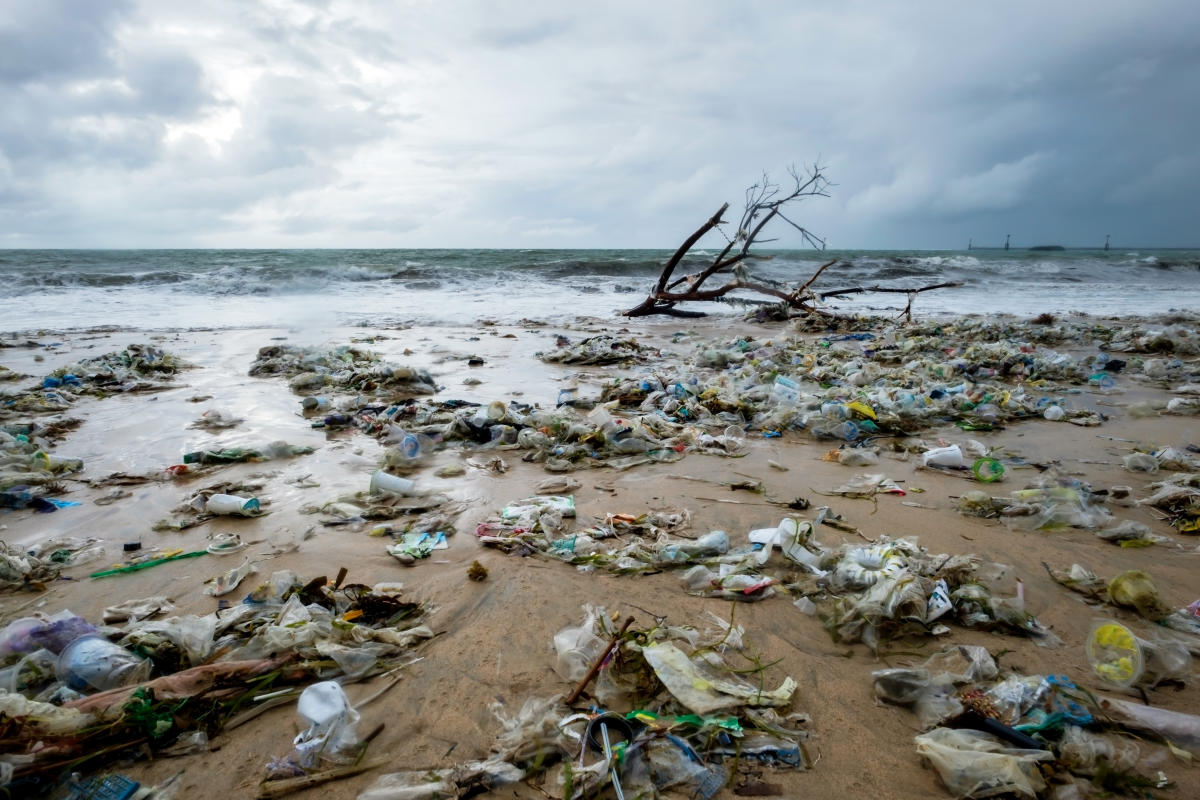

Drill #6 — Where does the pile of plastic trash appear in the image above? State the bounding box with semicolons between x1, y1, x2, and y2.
873;642;1199;797
1;344;185;421
1;423;84;510
0;541;61;592
954;465;1199;541
475;495;1062;652
1137;471;1200;533
308;392;748;475
0;569;430;791
537;334;661;365
589;314;1200;444
360;607;809;800
249;344;437;398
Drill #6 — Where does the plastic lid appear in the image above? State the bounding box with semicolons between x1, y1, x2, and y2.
1086;621;1144;687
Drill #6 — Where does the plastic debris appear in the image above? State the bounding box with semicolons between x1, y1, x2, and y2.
293;681;361;767
914;727;1051;798
642;642;797;714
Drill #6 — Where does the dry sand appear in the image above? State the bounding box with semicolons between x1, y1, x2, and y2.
1;315;1197;799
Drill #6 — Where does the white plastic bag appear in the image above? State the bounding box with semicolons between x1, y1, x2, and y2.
915;727;1050;798
293;680;360;766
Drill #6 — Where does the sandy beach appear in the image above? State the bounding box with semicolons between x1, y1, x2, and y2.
1;311;1198;800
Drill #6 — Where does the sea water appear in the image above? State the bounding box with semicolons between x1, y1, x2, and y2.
1;248;1197;332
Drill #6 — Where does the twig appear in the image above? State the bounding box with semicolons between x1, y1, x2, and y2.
257;758;388;799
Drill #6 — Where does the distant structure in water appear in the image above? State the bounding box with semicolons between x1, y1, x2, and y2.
1105;234;1110;251
1004;234;1010;251
967;238;973;251
1029;245;1065;251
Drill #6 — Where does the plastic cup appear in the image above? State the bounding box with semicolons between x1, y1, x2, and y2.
205;494;261;516
399;434;421;460
487;401;507;421
922;445;964;468
370;470;416;496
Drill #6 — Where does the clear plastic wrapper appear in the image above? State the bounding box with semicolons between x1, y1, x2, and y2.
914;727;1050;798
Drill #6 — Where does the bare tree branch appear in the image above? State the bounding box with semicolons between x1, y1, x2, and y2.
623;164;957;320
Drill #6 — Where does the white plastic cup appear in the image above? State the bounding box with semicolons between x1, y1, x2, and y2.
206;494;261;516
370;470;417;496
922;444;964;468
1043;405;1065;421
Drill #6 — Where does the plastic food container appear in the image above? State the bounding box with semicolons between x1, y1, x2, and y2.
1086;620;1190;688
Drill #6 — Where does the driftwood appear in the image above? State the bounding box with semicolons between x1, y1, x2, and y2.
257;758;389;799
623;165;959;320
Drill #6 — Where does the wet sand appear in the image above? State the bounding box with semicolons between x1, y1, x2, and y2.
1;315;1197;799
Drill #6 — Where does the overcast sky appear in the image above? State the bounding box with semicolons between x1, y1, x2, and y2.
1;1;1197;249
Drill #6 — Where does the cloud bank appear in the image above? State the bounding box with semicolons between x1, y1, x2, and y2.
1;0;1197;248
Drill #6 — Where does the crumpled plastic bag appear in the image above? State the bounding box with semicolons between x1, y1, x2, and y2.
821;473;905;498
0;689;95;735
749;517;827;574
642;642;797;714
102;596;175;624
914;727;1050;798
552;605;608;682
491;695;568;764
1108;570;1172;621
873;645;997;728
293;680;360;767
1058;725;1139;776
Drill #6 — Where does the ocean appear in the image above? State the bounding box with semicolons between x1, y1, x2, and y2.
1;248;1198;332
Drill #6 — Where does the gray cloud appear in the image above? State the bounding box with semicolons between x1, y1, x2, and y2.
0;0;1198;248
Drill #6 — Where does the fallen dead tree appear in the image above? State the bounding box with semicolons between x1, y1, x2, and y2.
623;165;959;320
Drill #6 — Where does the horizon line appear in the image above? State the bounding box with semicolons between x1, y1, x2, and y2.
1;245;1198;252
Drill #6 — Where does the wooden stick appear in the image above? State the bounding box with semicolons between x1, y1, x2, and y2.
257;758;388;799
564;616;634;706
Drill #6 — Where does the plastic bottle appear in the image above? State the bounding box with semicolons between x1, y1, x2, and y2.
370;470;419;496
772;376;800;405
300;396;330;411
